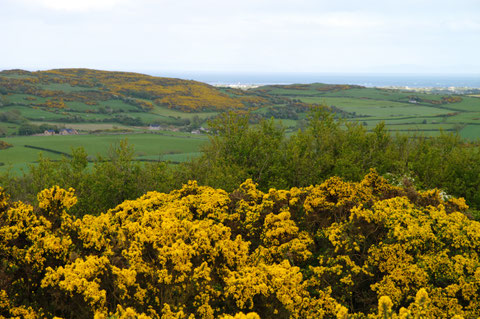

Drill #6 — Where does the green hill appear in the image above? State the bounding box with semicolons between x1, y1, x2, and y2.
0;68;270;112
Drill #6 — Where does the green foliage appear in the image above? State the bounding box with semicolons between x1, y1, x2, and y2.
17;123;59;135
3;107;480;216
182;112;288;191
179;108;480;212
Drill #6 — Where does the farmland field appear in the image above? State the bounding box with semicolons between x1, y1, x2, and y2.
253;84;480;139
459;124;480;140
0;133;208;173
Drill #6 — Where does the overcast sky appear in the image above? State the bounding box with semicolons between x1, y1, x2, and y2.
0;0;479;74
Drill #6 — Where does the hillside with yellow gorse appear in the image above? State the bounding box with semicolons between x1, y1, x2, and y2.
0;68;268;112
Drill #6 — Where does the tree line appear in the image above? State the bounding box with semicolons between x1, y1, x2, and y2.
1;107;480;218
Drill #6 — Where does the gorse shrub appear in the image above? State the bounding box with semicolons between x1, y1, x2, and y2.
0;170;478;318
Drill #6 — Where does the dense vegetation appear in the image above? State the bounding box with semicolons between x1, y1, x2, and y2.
186;110;480;213
2;109;480;218
1;170;478;318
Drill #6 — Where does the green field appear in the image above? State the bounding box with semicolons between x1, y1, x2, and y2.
300;97;451;117
65;100;138;112
0;133;208;173
253;84;480;140
4;93;48;104
2;105;67;121
459;125;480;140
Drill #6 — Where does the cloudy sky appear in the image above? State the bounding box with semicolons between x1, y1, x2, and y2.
0;0;479;74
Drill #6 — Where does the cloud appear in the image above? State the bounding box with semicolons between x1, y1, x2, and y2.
17;0;129;12
1;0;479;73
446;19;480;31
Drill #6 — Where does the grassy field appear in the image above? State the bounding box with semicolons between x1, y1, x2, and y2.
255;84;480;140
4;93;48;104
2;105;67;121
459;125;480;140
300;97;451;117
65;101;138;112
0;123;20;136
0;133;208;173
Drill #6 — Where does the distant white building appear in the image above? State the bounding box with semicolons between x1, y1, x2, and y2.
149;124;161;130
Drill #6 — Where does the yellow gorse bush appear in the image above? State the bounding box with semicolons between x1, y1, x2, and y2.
0;170;479;318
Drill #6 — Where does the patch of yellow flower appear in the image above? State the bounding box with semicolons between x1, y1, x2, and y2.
1;170;479;318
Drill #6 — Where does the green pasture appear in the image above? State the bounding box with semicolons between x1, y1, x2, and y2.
100;99;139;112
265;83;479;138
123;112;177;125
340;120;457;132
0;123;20;136
443;97;480;112
137;151;203;163
64;100;138;112
0;133;208;173
64;102;100;112
322;88;412;101
258;86;447;104
0;142;64;173
2;105;66;121
321;88;446;103
299;97;451;117
356;117;435;125
3;93;47;104
460;125;480;140
70;113;115;121
384;123;458;131
443;112;480;124
151;105;219;120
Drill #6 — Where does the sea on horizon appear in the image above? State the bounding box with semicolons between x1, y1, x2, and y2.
149;72;480;89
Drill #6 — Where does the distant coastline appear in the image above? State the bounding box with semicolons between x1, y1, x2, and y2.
150;72;480;89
